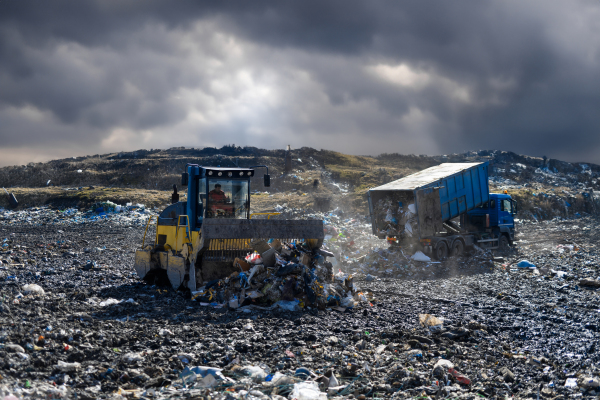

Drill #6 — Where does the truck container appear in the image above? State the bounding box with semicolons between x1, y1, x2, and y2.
368;162;517;260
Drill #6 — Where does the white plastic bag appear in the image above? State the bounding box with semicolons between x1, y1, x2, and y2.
239;365;267;382
384;209;393;222
289;381;327;400
411;251;431;262
22;284;45;295
247;264;264;281
229;296;239;309
340;293;356;308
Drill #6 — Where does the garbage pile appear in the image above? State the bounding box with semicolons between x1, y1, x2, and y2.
2;209;600;398
529;166;592;190
191;239;370;312
0;203;155;227
370;196;417;239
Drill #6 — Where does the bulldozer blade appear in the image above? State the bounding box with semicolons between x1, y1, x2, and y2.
200;218;324;247
195;218;324;284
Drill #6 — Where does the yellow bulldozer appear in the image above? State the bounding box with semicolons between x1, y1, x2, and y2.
134;164;324;290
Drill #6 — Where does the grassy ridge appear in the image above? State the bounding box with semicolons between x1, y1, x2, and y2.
1;146;599;220
0;187;171;210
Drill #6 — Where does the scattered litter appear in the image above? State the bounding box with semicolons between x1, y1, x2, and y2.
517;260;536;269
22;283;45;295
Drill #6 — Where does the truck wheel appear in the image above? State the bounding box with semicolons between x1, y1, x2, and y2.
499;235;510;252
451;239;464;257
434;241;448;261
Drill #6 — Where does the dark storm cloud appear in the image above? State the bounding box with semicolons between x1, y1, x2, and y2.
1;0;599;165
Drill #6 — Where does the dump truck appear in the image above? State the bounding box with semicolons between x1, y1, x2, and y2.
367;162;517;260
134;164;324;290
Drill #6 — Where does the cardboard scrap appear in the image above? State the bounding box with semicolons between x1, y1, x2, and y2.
419;313;443;327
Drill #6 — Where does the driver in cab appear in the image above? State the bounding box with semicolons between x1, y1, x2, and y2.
209;183;227;203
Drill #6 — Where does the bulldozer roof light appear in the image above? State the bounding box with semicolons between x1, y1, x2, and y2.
201;167;255;178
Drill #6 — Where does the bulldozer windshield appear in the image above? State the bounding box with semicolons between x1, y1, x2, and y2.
205;179;249;219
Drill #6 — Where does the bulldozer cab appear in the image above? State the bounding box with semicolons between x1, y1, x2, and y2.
185;166;256;232
201;178;249;220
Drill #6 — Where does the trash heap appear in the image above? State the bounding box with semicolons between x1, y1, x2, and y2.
0;204;155;227
2;209;600;398
191;239;371;312
370;196;417;239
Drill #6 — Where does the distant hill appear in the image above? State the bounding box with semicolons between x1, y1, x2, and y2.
1;146;599;219
2;146;598;190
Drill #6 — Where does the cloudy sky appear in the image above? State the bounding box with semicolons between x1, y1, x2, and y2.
1;0;600;166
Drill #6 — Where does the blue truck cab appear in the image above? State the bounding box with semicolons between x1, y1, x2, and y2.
464;192;517;245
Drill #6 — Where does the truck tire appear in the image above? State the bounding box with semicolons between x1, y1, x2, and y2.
433;241;448;261
451;239;464;257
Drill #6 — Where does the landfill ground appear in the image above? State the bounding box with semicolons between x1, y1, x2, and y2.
2;210;600;399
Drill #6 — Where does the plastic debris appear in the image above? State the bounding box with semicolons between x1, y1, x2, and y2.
517;260;536;269
289;381;327;400
22;283;45;295
411;251;431;262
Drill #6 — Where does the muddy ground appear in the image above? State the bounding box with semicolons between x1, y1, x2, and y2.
1;214;600;399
